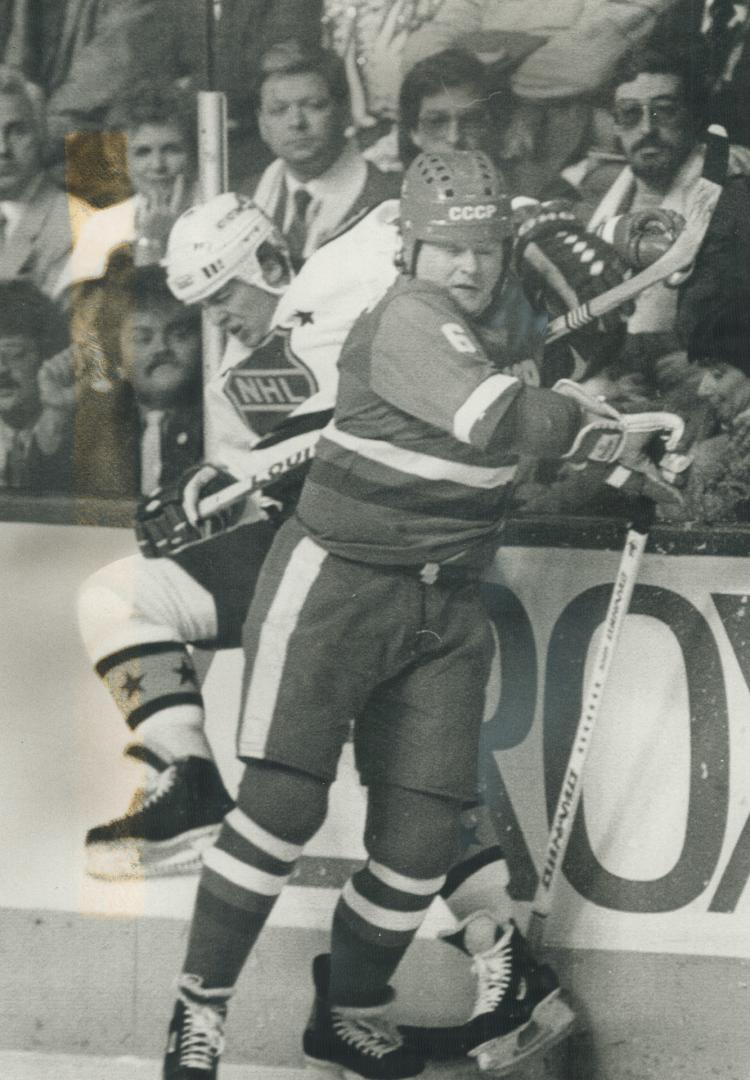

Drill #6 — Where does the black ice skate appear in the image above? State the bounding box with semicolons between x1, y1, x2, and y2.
303;954;425;1080
85;752;234;880
464;921;575;1074
400;919;575;1073
163;976;232;1080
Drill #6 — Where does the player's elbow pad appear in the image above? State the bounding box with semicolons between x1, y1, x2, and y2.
502;386;581;459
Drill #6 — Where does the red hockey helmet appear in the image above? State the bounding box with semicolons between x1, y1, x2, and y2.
399;150;512;271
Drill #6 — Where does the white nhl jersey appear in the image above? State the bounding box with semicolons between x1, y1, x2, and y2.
207;200;400;479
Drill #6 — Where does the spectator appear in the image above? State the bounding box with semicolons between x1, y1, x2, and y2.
71;266;203;497
401;0;683;194
653;0;750;150
659;301;750;523
0;65;90;300
125;0;323;186
322;1;466;168
0;279;71;490
397;46;498;167
248;44;400;268
560;48;750;356
69;83;197;286
0;2;155;143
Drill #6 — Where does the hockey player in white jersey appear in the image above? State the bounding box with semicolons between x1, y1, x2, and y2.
78;194;400;878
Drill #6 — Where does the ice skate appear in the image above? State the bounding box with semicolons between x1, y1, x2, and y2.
303;954;425;1080
464;922;575;1074
400;918;575;1073
85;753;234;879
163;976;232;1079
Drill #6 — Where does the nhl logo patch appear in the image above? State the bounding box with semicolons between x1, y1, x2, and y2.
223;325;319;436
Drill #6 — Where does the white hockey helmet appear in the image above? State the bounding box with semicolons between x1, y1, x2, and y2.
164;193;293;304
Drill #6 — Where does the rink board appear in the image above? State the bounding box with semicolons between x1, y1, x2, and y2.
1;506;750;1078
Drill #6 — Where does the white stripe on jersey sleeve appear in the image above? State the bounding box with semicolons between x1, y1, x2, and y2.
453;373;519;445
324;421;517;489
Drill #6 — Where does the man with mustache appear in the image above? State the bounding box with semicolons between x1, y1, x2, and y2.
49;266;204;497
559;48;750;357
0;279;71;490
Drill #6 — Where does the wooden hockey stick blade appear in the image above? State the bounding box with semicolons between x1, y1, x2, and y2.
526;505;653;951
545;125;728;343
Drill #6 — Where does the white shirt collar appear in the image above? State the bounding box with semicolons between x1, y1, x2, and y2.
281;140;368;254
0;175;43;239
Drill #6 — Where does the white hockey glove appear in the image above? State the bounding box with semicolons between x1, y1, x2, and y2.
135;464;245;558
553;379;687;506
597;208;686;271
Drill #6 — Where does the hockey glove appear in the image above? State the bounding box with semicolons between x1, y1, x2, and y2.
135;464;244;558
597;208;685;271
514;205;633;336
553;379;686;506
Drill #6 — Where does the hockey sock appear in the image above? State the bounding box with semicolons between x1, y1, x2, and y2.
183;761;329;989
328;784;461;1007
94;641;210;763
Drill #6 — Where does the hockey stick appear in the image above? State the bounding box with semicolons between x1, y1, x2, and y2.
196;421;324;519
526;498;655;951
544;124;729;344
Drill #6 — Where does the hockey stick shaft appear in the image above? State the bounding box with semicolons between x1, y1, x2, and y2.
526;499;654;951
196;427;320;519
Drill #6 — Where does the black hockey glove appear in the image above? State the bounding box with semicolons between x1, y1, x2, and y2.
135;464;244;558
514;204;633;377
515;208;632;335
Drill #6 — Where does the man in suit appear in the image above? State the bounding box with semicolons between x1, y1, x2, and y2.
71;266;204;497
249;44;400;268
0;65;90;302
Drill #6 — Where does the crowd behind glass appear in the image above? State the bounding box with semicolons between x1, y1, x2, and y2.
1;0;749;525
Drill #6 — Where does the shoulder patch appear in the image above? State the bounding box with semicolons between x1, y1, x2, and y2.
223;325;319;436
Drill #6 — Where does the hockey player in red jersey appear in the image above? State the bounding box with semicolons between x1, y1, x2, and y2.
158;151;684;1080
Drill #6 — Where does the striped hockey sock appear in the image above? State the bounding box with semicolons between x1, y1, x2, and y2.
329;859;446;1006
183;807;303;988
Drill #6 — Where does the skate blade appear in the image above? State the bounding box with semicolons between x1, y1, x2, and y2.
85;824;220;881
470;991;576;1075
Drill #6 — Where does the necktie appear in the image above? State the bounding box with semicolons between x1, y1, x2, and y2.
140;410;164;495
285;187;313;269
5;429;30;488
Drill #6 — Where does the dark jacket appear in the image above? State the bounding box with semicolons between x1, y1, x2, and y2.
72;381;203;498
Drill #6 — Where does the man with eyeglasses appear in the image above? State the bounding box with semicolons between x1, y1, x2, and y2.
559;48;750;357
397;47;497;167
